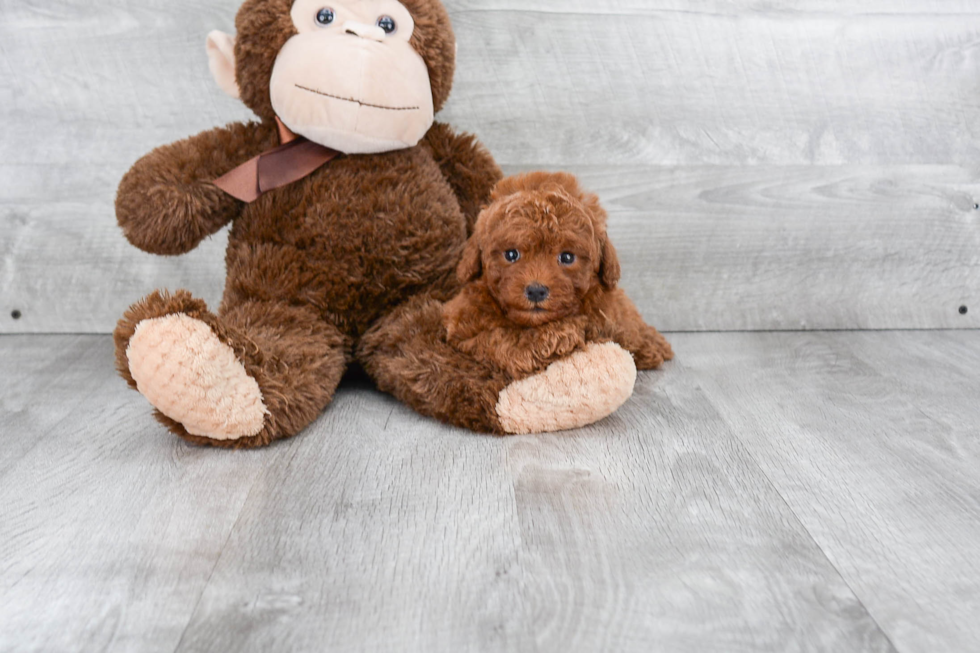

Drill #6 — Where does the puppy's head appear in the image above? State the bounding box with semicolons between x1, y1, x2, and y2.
458;172;621;327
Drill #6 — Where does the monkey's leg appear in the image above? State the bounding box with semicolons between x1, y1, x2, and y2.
357;296;510;432
114;291;347;448
357;296;637;435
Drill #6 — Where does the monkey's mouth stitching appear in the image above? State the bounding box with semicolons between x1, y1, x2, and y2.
295;85;419;111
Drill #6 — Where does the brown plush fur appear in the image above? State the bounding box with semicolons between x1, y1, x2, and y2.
115;0;503;446
357;296;511;434
115;290;348;448
443;172;674;380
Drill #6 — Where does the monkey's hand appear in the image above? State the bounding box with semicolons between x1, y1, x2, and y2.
423;122;503;235
116;121;277;256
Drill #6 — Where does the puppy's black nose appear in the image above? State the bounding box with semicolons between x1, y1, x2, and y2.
525;283;550;303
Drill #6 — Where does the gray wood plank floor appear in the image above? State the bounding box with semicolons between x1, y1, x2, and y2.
2;332;978;652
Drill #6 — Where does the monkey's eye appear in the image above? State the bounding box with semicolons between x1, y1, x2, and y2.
315;8;335;25
559;252;576;265
377;15;396;34
504;249;520;263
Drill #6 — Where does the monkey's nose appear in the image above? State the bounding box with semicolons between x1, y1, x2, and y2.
525;283;550;304
344;21;386;42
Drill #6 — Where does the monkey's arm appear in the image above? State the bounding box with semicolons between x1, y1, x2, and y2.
116;120;278;256
584;289;674;370
423;122;503;235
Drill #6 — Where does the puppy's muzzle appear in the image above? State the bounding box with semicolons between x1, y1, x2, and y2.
525;283;550;304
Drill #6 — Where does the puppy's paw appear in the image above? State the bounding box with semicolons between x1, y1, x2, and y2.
632;348;664;370
495;342;636;434
541;318;589;359
632;327;673;370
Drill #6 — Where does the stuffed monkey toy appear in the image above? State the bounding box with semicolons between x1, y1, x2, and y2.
114;0;639;447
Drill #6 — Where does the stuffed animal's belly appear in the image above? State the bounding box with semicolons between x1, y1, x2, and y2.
223;152;466;335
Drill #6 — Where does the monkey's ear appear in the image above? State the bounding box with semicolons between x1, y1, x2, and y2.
206;31;240;100
457;238;483;283
598;232;621;289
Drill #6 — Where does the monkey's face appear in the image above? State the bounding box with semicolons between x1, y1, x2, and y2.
271;0;434;153
208;0;451;155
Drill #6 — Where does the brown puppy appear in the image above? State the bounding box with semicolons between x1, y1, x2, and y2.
444;172;674;380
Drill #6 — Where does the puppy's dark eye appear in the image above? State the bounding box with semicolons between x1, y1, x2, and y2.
377;15;396;33
504;249;520;263
316;8;335;25
559;252;576;265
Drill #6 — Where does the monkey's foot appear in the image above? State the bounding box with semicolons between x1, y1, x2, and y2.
126;314;268;440
495;342;637;434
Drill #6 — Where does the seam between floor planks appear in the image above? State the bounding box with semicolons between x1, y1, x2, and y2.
677;331;980;653
679;367;905;652
171;479;262;653
2;332;978;651
703;407;902;653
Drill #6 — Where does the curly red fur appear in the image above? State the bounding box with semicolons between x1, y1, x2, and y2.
444;172;674;380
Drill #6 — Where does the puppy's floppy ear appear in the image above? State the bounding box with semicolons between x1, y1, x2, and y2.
578;189;620;289
457;237;482;283
598;231;621;289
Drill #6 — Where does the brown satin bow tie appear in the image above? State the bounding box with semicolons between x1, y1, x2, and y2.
213;118;340;203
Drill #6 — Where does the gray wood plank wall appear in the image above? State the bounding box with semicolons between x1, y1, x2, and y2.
2;0;978;333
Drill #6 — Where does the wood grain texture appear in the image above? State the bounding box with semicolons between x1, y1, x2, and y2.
572;165;980;332
174;371;894;653
4;163;976;333
0;333;928;652
504;376;895;653
0;336;267;652
682;330;980;653
452;1;980;14
2;1;979;334
443;4;980;167
169;381;536;653
0;0;247;336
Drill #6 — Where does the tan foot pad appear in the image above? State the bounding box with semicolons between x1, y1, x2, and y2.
126;314;267;440
496;342;637;435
